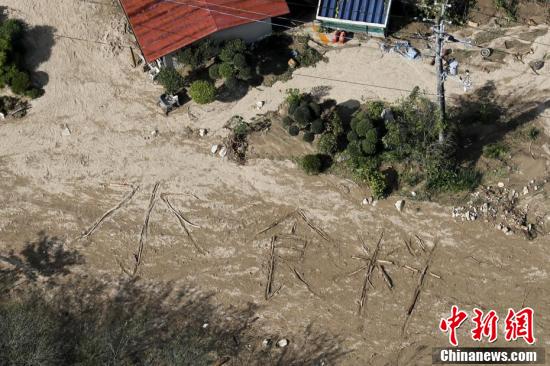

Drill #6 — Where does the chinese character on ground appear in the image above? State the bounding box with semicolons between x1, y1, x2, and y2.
504;307;535;344
439;305;468;346
471;308;499;342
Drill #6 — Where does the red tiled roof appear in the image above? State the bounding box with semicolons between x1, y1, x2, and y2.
119;0;290;62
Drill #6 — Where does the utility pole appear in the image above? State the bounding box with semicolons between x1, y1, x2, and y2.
433;0;449;143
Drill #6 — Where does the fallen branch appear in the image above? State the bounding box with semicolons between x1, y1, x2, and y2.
297;209;331;242
403;238;415;257
414;235;427;252
78;185;139;240
132;183;159;276
378;264;393;290
256;211;295;236
265;236;277;300
358;231;384;316
160;194;200;228
161;194;207;255
292;267;319;297
402;241;438;334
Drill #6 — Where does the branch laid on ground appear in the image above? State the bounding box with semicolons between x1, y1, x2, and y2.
358;231;384;316
292;266;320;297
256;210;296;236
402;240;438;334
77;185;139;240
414;235;427;252
160;193;200;228
403;238;416;257
377;259;441;279
378;264;393;290
265;236;277;300
297;209;331;242
160;194;207;255
132;182;159;276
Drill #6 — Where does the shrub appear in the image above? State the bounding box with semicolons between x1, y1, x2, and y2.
300;154;323;175
354;118;374;138
296;46;323;67
233;121;249;138
288;125;300;136
309;102;321;117
176;48;201;69
310;119;324;134
361;128;378;155
9;70;31;95
220;39;246;63
294;105;312;126
189;80;216;104
224;77;239;91
238;66;253;80
482;143;509;160
318;133;338;155
365;100;385;122
527;127;540;140
347;130;359;142
327;111;344;136
426;167;480;193
157;68;186;95
282;116;293;127
303;131;315;143
208;64;220;80
218;62;235;79
233;53;247;70
367;170;388;198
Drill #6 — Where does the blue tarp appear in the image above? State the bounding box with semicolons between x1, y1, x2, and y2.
317;0;386;24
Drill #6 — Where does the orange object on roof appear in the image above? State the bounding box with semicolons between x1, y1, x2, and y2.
118;0;290;62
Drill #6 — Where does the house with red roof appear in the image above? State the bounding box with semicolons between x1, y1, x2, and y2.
117;0;290;64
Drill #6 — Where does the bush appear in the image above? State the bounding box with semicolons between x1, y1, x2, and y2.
309;102;321;117
238;66;253;80
365;100;385;122
208;64;220;80
367;169;388;198
294;105;312;126
176;48;200;69
354;118;374;138
189;80;216;104
426;167;480;193
224;77;239;91
300;154;323;175
310;119;324;134
361;129;378;155
219;39;246;63
233;53;247;70
482;143;509;160
327;111;344;136
288;125;300;136
347;130;359;142
527;127;540;141
218;62;235;79
318;133;338;155
303;131;315;143
282;116;293;127
9;70;31;95
157;68;186;95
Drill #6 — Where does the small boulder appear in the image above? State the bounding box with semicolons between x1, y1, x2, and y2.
211;144;219;154
61;124;71;136
523;186;529;195
276;339;289;348
199;128;207;137
395;200;405;212
497;182;505;188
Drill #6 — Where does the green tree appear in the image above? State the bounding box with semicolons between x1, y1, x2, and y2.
300;154;323;175
189;80;216;104
157;68;186;95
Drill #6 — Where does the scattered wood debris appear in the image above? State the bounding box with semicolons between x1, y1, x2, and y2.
77;185;139;241
358;231;384;316
132;182;159;276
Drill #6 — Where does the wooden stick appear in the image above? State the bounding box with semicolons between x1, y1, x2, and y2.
403;238;416;257
78;185;139;240
160;195;207;255
132;183;159;276
378;264;393;290
358;231;384;316
402;241;438;334
297;209;331;242
265;236;277;300
414;234;427;252
160;194;200;228
292;267;319;297
256;211;295;236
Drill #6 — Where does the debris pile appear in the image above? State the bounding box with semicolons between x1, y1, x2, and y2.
452;179;548;240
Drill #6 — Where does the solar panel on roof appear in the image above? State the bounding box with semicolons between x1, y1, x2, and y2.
317;0;386;24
